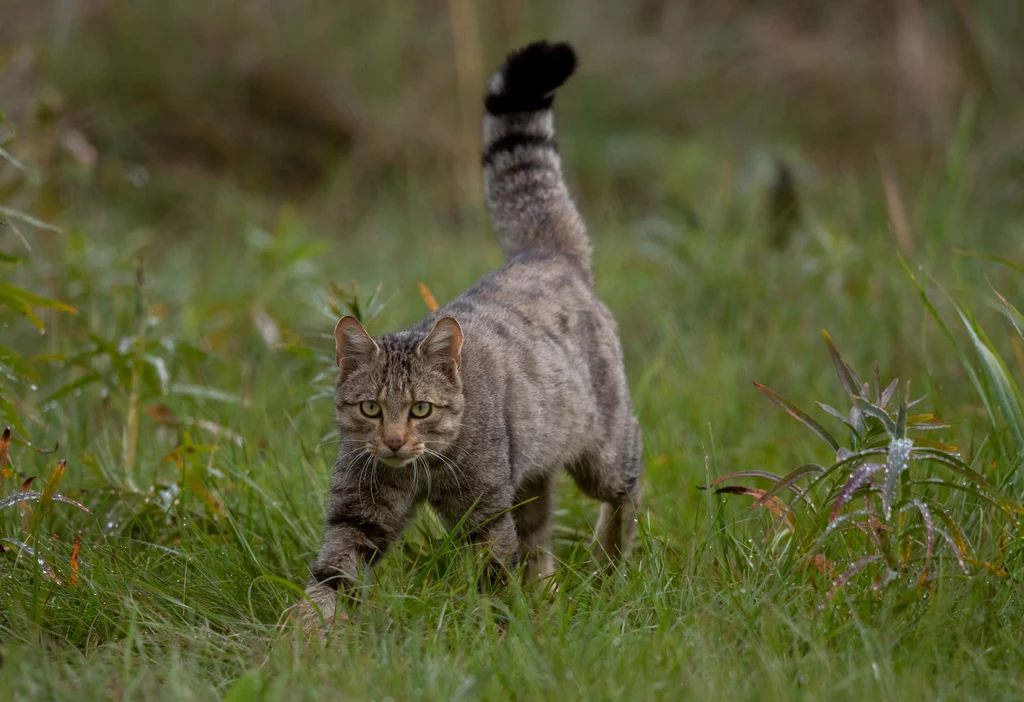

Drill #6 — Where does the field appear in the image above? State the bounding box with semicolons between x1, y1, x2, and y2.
2;2;1024;700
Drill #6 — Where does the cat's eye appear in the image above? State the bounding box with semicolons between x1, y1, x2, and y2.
410;402;432;419
360;401;382;418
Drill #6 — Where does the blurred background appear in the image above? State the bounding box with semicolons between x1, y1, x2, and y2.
4;1;1023;233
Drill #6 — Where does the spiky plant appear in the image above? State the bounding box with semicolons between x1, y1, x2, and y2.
706;331;1023;604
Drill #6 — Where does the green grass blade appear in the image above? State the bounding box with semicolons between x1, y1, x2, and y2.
0;281;78;315
0;144;27;173
954;305;1024;454
29;460;67;534
0;205;62;233
953;249;1024;275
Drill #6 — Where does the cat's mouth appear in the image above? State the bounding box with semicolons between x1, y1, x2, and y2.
370;446;423;468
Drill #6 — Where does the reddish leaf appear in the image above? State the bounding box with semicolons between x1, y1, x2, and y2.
19;475;34;532
830;462;885;523
809;553;834;578
144;404;179;424
701;470;785;489
69;533;82;587
30;459;67;534
977;561;1009;578
714;485;795;528
0;427;10;488
902;499;935;577
418;283;439;312
752;463;822;507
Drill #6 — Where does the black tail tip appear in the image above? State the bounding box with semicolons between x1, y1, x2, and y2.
485;40;578;115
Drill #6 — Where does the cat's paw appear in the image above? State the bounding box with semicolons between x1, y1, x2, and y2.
292;584;346;635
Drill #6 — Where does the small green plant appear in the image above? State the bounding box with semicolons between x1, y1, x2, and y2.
706;331;1023;604
0;111;78;437
287;278;395;411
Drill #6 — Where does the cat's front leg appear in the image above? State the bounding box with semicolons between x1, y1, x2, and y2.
298;485;413;631
475;510;520;585
439;487;520;584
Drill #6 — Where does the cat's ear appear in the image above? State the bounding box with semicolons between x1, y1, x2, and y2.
417;316;463;377
334;316;379;374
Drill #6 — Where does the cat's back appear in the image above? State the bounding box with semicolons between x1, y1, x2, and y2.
463;254;615;391
418;249;624;474
445;249;617;363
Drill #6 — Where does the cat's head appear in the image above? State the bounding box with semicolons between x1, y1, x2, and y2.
332;315;465;468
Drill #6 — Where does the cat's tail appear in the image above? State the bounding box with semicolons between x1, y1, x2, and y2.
482;40;591;279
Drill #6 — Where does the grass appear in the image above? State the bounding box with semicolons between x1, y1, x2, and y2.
3;3;1024;700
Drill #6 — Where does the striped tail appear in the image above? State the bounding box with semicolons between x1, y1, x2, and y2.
481;41;591;280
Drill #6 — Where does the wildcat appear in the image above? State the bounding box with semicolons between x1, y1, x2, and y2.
300;40;643;628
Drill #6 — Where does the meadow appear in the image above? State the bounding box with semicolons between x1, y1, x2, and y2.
1;2;1024;700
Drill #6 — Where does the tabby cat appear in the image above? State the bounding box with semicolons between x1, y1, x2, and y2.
301;40;643;628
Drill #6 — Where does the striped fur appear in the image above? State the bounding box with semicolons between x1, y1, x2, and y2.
482;41;592;279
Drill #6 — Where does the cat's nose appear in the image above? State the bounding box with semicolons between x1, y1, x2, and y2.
383;435;404;452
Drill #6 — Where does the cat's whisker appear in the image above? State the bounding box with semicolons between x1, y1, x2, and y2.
335;445;374;467
319;440;371;450
422;447;463;490
412;455;428;501
352;453;371;513
419;454;432;500
424;440;468;463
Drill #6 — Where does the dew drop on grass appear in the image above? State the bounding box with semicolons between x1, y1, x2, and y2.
29;384;37;391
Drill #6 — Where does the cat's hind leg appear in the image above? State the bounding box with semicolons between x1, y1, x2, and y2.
567;417;643;566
